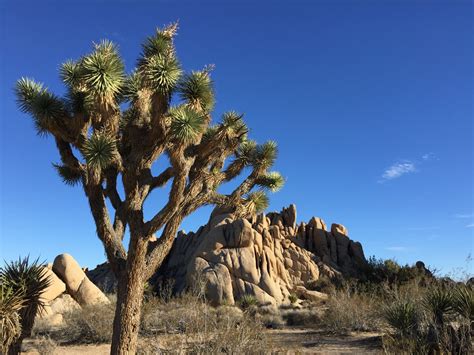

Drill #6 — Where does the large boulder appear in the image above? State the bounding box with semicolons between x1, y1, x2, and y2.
157;205;367;306
40;265;66;303
53;253;109;306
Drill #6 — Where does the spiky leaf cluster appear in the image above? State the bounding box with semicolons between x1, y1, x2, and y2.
234;139;258;166
141;55;181;94
122;72;142;102
15;78;65;135
177;70;214;112
255;171;285;192
141;24;177;60
252;141;278;170
0;282;24;353
137;24;181;95
0;257;51;337
53;163;82;186
60;60;83;89
82;131;117;169
221;111;247;136
169;106;206;144
201;125;219;143
452;286;474;321
383;300;419;336
80;40;125;101
244;190;269;214
422;288;453;325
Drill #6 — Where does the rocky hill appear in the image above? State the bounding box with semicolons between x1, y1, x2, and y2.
154;204;368;306
87;204;368;306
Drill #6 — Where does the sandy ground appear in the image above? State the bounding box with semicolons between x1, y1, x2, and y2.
22;329;383;354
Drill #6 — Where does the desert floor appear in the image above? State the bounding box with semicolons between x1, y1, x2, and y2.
22;328;383;354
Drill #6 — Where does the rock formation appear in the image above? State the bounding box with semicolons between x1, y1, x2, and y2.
156;204;368;306
53;253;109;306
36;254;109;326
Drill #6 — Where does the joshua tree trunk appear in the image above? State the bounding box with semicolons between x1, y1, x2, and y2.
111;237;148;354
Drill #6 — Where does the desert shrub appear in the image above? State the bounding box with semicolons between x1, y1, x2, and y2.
366;256;433;287
452;285;474;320
34;336;58;355
238;294;258;311
422;287;453;326
307;275;336;294
140;293;268;353
141;294;216;335
288;293;298;304
62;301;115;343
382;333;431;355
154;278;175;303
188;311;268;353
382;285;473;354
320;288;382;332
383;299;419;336
259;312;285;328
281;308;320;327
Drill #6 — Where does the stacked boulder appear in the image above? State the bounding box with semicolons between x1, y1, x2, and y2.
36;253;109;326
158;204;368;306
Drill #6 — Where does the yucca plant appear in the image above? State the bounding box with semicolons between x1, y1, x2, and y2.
15;22;284;354
452;285;474;321
422;287;454;327
383;299;419;337
0;281;25;354
238;294;259;311
1;257;51;355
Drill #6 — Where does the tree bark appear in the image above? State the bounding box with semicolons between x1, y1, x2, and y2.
110;236;148;355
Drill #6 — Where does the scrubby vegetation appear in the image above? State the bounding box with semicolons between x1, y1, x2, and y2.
317;258;473;353
12;256;474;354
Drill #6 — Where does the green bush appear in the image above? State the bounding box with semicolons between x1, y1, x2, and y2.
383;299;419;336
288;293;298;304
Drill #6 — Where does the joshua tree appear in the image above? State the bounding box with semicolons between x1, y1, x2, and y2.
15;23;284;354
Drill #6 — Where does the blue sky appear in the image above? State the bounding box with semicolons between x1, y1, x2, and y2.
0;0;472;275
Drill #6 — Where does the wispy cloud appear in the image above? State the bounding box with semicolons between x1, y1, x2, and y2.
454;213;474;219
422;153;437;161
379;161;416;182
467;223;474;228
378;153;437;183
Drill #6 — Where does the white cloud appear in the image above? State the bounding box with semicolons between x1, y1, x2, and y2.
380;161;416;182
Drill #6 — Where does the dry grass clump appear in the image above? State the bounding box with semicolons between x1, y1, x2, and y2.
33;336;58;355
140;293;268;353
61;301;116;343
320;288;382;333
